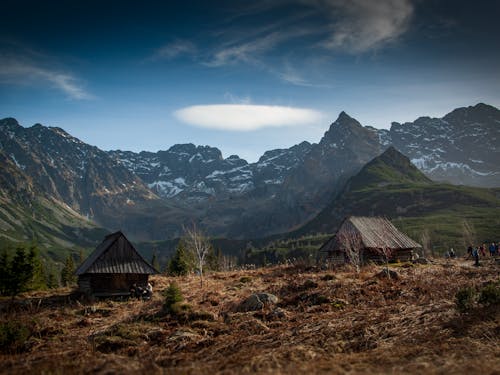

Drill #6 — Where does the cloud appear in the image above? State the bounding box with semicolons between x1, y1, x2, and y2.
204;32;286;67
174;104;322;131
150;39;197;61
317;0;414;52
0;55;92;99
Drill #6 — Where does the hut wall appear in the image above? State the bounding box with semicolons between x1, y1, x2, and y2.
394;249;414;262
86;273;148;295
327;250;346;265
78;275;92;295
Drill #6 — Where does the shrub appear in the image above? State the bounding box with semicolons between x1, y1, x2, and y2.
239;276;252;283
321;274;336;281
0;321;32;353
303;279;318;289
455;287;477;312
163;282;184;314
478;282;500;306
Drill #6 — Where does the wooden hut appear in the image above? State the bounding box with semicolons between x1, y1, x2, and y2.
319;216;421;265
75;231;157;296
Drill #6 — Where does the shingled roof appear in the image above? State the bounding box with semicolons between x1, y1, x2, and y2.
75;231;157;275
320;216;421;252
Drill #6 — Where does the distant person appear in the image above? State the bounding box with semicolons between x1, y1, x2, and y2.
472;247;480;266
145;282;153;299
466;245;473;260
449;248;456;259
479;244;486;257
130;283;137;298
489;243;496;257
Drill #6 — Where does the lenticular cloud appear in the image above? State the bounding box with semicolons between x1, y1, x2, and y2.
174;104;322;131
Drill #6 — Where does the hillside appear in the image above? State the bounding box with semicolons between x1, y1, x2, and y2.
1;261;498;373
0;150;107;261
297;147;500;251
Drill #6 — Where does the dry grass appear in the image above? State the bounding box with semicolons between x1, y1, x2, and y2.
0;259;499;374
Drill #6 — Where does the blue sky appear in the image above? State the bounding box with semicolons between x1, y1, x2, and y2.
1;0;499;161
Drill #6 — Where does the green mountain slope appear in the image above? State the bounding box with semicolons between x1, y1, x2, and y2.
0;151;107;261
296;147;500;252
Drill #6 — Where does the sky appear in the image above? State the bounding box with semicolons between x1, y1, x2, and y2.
1;0;499;162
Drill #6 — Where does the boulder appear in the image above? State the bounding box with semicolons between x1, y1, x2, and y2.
237;293;278;312
413;257;431;265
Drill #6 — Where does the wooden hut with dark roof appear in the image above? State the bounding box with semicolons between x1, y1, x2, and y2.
319;216;421;265
75;231;157;296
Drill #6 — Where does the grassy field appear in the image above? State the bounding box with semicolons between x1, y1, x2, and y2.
1;258;499;374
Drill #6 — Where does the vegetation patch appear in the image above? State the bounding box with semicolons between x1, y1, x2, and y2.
0;320;34;354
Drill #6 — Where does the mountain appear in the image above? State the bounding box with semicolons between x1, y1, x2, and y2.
1;103;499;245
378;103;500;187
296;147;500;248
0;148;107;260
108;141;312;201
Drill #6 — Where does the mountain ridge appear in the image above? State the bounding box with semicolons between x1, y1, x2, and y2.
1;102;499;243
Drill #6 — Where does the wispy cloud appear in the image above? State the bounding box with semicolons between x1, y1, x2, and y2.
0;54;92;99
174;104;322;131
223;92;252;104
204;31;292;67
150;39;197;61
313;0;414;52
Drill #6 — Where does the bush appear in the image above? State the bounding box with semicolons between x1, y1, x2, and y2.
163;283;184;314
303;279;318;289
478;282;500;306
321;274;336;281
455;287;477;312
239;276;252;283
0;321;32;353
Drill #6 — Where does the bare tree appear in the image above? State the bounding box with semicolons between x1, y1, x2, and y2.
183;224;211;288
337;230;363;273
420;229;431;258
462;219;476;250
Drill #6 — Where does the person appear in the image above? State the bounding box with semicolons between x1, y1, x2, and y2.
130;283;137;298
479;244;486;257
144;282;153;299
472;246;480;266
449;248;456;259
489;242;496;257
466;245;473;260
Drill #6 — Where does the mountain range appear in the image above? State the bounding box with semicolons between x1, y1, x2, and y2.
0;103;499;252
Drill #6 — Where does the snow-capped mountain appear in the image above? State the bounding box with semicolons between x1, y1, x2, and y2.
0;117;157;220
1;103;498;240
108;141;312;201
379;103;500;187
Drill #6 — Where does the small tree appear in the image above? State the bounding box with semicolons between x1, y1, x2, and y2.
60;255;76;287
151;251;160;272
163;282;184;314
6;247;35;297
167;241;192;276
0;251;9;295
183;224;211;287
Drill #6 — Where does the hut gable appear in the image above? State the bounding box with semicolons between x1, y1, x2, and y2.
76;231;157;275
320;216;421;264
76;231;157;296
342;216;421;250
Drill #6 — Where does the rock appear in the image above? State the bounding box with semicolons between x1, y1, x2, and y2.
375;269;399;280
237;293;278;312
413;257;431;265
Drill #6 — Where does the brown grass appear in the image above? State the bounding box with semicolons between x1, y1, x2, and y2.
0;259;499;374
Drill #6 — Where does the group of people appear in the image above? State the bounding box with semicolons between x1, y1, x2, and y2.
130;282;153;300
466;242;499;266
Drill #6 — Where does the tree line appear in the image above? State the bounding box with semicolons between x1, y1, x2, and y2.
0;244;81;297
